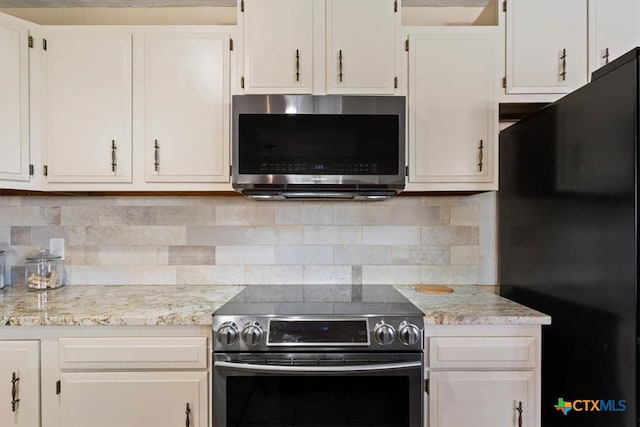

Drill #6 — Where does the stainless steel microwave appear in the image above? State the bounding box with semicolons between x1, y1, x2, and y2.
231;95;406;201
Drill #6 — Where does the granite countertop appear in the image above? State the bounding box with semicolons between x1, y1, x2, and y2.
0;284;550;327
0;285;246;327
395;285;551;325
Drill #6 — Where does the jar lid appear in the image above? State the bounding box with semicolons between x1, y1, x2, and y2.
26;248;61;261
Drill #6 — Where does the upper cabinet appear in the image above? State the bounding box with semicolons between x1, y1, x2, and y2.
0;13;30;184
239;0;400;95
505;0;587;95
41;29;133;184
240;0;313;94
406;28;499;191
143;30;230;184
325;0;398;94
588;0;640;76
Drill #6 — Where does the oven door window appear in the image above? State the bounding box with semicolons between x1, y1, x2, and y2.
228;375;409;427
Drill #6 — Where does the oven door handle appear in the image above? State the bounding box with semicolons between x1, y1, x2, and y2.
214;360;422;373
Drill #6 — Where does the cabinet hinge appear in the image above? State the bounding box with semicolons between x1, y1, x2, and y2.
405;38;409;52
425;378;429;394
240;0;244;12
56;380;61;395
394;0;398;13
241;76;245;89
28;35;33;48
229;38;234;51
502;0;507;12
43;165;48;177
29;164;34;176
42;38;47;51
502;76;507;88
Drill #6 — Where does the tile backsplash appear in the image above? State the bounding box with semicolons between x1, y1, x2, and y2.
0;193;497;286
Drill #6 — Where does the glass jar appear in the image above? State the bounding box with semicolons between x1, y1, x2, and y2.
25;249;64;290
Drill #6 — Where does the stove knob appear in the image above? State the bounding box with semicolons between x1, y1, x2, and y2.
242;321;263;347
374;321;396;346
398;321;421;346
216;321;239;346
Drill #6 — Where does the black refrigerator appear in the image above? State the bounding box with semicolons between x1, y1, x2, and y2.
499;47;639;427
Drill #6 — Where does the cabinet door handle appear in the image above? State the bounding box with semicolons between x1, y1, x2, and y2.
111;140;117;172
11;372;20;412
295;49;300;82
338;49;343;83
185;402;191;427
602;47;610;64
154;139;160;172
478;139;484;172
560;48;567;81
516;401;523;427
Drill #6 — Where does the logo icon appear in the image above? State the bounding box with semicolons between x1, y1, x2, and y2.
555;398;573;416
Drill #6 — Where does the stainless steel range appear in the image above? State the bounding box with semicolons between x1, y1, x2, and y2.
212;284;424;427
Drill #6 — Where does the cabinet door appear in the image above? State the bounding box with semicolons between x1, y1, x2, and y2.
144;31;229;183
326;0;397;94
408;30;498;190
0;13;30;183
241;0;313;94
588;0;640;75
429;371;535;427
42;30;132;183
59;371;207;426
0;341;40;427
506;0;587;94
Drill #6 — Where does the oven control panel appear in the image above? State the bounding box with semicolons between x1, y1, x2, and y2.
213;316;424;352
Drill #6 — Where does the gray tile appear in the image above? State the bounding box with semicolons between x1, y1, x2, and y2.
169;245;215;265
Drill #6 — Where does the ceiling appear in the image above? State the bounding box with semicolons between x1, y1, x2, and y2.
0;0;490;7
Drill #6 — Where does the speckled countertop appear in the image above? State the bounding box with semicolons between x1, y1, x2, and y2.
395;285;551;325
0;285;246;326
0;284;550;327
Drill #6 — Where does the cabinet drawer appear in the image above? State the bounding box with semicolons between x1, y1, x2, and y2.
59;337;207;370
428;336;535;369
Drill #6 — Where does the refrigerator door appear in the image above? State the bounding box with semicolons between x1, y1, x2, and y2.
499;50;639;426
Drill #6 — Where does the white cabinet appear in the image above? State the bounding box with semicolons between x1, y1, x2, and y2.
0;340;40;427
143;30;230;183
240;0;313;94
325;0;398;94
406;28;499;191
239;0;399;95
425;326;541;427
588;0;640;76
42;29;133;184
505;0;587;95
0;13;30;184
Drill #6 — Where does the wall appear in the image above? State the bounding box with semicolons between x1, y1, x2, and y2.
0;193;497;287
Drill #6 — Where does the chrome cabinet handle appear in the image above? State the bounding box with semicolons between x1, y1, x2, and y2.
111;140;117;172
602;47;610;64
185;402;191;427
560;48;567;81
516;401;523;427
154;139;160;172
338;49;343;82
11;372;20;412
478;139;484;172
295;49;300;82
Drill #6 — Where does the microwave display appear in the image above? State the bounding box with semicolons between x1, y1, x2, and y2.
238;114;400;175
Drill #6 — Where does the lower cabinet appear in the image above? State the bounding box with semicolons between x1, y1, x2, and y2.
1;327;210;427
425;325;541;427
0;340;40;427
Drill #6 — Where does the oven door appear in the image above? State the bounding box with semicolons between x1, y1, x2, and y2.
213;352;423;427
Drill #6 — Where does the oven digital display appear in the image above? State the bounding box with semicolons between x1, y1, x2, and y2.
268;319;369;345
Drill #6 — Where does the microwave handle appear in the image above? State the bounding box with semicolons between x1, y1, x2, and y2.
214;360;421;374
